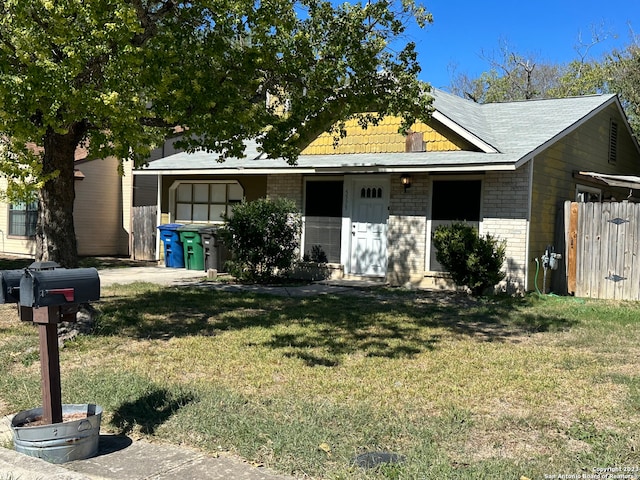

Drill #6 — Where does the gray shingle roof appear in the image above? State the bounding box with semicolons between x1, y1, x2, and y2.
136;91;619;175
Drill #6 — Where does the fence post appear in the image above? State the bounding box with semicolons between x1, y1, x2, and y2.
567;201;578;295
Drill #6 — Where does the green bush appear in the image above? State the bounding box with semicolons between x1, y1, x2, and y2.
432;223;506;296
220;198;301;282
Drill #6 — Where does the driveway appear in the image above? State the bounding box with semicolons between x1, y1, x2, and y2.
98;266;207;287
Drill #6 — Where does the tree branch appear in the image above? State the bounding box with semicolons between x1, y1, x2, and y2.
131;0;177;46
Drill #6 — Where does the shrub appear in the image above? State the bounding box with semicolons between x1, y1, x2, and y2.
220;198;301;282
303;245;328;263
432;222;506;296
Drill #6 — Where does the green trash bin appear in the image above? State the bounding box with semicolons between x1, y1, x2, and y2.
178;225;205;270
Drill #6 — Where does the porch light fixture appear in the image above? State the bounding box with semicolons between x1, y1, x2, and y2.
400;174;412;192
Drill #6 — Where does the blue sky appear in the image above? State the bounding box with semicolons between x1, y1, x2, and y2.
407;0;638;90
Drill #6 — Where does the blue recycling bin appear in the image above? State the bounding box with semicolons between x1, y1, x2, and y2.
157;223;185;268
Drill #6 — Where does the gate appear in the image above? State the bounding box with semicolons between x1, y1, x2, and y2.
132;206;157;261
566;201;640;300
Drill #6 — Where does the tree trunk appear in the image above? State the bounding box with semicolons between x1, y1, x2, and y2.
36;124;86;268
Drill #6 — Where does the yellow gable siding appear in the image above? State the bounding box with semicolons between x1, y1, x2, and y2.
301;116;467;155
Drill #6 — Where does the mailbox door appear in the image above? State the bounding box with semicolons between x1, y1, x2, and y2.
0;269;25;304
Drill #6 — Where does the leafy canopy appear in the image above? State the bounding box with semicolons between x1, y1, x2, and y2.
448;33;640;134
0;0;433;197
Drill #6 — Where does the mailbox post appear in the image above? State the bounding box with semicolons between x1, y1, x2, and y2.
1;262;100;425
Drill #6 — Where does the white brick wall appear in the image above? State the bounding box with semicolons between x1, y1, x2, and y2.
386;168;530;292
266;174;303;211
387;174;429;285
481;166;531;292
265;168;531;292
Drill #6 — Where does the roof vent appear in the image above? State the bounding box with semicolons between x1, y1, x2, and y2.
609;119;618;164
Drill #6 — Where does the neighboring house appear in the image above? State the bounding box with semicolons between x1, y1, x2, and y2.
135;89;640;293
0;149;132;259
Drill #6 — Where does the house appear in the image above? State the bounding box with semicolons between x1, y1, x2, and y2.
135;89;640;293
0;148;132;259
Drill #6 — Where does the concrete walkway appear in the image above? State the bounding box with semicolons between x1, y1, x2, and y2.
97;265;208;287
98;265;383;296
0;265;384;480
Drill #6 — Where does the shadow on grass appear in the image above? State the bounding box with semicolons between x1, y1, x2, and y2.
95;287;578;367
110;387;196;435
0;257;34;270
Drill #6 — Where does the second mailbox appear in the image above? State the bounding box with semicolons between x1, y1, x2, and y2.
0;269;26;304
19;268;100;308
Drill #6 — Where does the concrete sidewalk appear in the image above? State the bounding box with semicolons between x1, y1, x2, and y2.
0;416;293;480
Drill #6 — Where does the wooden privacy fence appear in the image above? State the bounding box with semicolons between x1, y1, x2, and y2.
566;200;640;300
132;206;157;261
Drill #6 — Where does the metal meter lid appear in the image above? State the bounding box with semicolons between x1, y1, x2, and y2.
27;261;60;271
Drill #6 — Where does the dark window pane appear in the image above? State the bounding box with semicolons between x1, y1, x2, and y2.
305;181;343;217
432;180;481;221
9;202;38;237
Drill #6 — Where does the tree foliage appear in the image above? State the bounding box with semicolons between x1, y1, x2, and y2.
221;197;301;282
605;41;640;134
448;32;640;134
450;41;563;103
0;0;433;266
432;223;506;296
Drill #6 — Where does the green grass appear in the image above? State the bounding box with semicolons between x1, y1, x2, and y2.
1;285;640;479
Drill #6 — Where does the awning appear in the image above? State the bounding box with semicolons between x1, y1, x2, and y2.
577;171;640;190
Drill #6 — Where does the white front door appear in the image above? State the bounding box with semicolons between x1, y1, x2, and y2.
349;179;389;276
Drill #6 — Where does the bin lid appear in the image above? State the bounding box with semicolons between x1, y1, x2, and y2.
177;223;202;232
176;223;222;232
157;223;184;231
197;224;223;233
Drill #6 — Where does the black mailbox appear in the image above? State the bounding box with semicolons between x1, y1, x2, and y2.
0;269;25;304
19;267;100;308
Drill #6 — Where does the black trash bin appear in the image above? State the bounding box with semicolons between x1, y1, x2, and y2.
157;224;185;268
200;225;229;272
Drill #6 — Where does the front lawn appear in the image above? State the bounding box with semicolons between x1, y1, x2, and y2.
1;284;639;479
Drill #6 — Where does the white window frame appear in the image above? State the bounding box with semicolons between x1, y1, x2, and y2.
575;184;601;203
168;180;244;224
8;201;38;237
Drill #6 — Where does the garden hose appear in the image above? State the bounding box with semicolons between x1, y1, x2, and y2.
534;257;543;296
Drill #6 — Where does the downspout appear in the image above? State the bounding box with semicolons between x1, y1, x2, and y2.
524;158;535;292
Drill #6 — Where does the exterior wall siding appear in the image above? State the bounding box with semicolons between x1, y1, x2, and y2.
75;156;129;256
302;116;475;155
0;156;131;258
0;178;36;257
530;103;640;292
120;159;134;256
